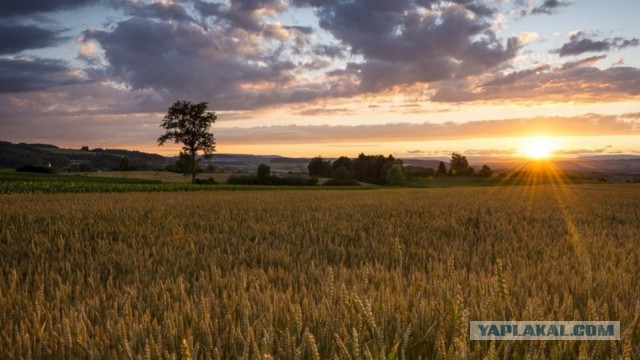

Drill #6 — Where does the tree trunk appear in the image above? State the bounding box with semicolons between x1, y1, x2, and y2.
190;150;196;184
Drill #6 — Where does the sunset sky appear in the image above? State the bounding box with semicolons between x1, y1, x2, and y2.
1;0;639;157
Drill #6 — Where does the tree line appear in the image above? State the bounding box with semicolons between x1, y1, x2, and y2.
307;152;493;186
308;154;405;185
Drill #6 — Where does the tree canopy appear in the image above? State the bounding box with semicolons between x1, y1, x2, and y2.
257;164;271;179
449;153;471;176
158;100;216;184
308;156;332;178
307;153;404;185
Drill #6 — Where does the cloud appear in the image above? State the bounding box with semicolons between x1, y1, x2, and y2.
1;1;525;113
2;0;640;125
0;57;89;93
560;55;607;70
433;62;640;103
73;0;360;111
518;31;540;45
114;0;195;23
464;148;517;156
552;32;640;57
0;0;99;18
481;63;551;87
84;16;311;110
530;0;571;15
295;0;520;92
313;44;346;58
296;107;354;116
214;113;640;145
194;0;286;33
554;145;612;155
0;23;64;54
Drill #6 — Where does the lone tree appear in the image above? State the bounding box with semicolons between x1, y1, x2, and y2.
158;100;217;184
478;164;493;177
257;164;271;180
449;152;470;176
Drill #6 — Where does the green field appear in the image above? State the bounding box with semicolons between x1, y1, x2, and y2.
61;171;233;184
1;169;602;195
1;184;639;359
0;171;367;194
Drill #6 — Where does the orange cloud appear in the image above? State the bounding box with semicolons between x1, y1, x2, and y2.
215;113;640;145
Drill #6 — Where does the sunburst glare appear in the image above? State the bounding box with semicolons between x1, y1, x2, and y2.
520;136;559;159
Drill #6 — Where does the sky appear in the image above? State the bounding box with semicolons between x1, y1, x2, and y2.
1;0;639;158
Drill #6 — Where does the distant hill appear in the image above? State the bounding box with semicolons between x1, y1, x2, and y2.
0;141;69;169
0;141;168;171
269;156;312;164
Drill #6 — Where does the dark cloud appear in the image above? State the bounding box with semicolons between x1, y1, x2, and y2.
482;64;551;87
192;1;226;18
0;0;99;18
616;38;640;50
552;32;640;57
0;57;89;93
284;25;314;34
0;23;64;54
313;44;346;58
294;0;520;92
117;1;194;23
194;0;286;33
433;64;640;103
73;0;364;112
530;0;571;15
5;0;522;112
560;55;606;70
451;0;495;17
83;16;325;110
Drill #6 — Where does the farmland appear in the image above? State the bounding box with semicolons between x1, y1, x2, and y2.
1;184;640;359
0;171;368;194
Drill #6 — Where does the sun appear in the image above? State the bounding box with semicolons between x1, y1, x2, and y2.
520;136;558;159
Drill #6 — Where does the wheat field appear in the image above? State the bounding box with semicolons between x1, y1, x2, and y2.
1;185;639;359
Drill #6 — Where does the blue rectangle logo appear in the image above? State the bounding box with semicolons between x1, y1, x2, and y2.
470;321;620;340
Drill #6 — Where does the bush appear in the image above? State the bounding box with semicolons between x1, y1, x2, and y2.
323;179;361;186
227;174;317;186
331;166;351;180
194;177;217;185
16;164;54;174
227;174;259;185
477;165;493;177
278;175;318;186
385;163;405;185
